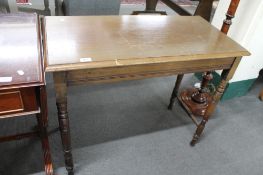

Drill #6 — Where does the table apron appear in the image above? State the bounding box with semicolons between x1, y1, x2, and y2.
66;57;235;86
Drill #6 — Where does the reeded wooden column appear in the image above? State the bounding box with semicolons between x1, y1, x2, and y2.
53;72;74;175
37;86;54;175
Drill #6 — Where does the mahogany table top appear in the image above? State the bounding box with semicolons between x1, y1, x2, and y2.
0;13;43;89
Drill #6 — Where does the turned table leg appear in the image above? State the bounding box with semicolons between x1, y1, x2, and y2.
53;72;74;175
190;57;242;146
190;78;227;146
168;74;184;110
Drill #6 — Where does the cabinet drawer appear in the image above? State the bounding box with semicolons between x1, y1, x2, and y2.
0;91;24;114
0;87;38;117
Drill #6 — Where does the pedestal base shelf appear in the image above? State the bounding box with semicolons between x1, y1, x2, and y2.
179;88;212;117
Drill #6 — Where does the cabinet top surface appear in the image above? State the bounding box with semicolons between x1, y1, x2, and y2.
44;16;250;72
0;13;43;89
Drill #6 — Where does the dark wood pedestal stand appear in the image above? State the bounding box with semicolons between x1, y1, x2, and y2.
168;0;241;146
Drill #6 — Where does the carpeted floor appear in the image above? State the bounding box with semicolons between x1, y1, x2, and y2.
0;73;263;175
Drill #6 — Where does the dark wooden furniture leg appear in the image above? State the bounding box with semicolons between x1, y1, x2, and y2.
2;0;10;13
44;0;51;16
168;74;184;110
145;0;158;11
0;13;54;174
194;0;214;21
37;86;53;175
190;57;242;146
53;72;74;175
132;0;167;15
55;0;63;16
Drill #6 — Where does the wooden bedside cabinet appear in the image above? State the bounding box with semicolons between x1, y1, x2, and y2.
0;13;53;174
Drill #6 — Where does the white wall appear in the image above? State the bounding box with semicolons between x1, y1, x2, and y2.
212;0;263;82
7;0;18;12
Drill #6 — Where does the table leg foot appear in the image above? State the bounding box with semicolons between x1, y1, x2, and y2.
190;134;199;146
57;102;74;175
190;119;206;146
37;115;54;175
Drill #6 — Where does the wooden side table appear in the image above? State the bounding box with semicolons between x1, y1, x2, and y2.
0;13;53;175
43;16;250;174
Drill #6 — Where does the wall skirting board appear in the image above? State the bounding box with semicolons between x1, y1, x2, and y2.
195;72;256;101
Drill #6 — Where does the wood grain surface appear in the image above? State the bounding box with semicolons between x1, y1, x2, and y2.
44;16;250;72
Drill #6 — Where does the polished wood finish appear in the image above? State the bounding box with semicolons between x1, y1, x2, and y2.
0;13;44;90
0;87;39;117
221;0;240;33
177;0;242;119
0;13;53;175
44;16;249;174
37;86;53;175
44;16;248;72
0;91;24;114
180;88;213;116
